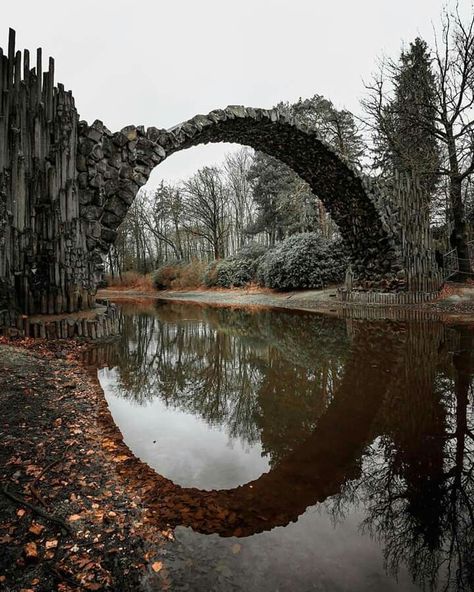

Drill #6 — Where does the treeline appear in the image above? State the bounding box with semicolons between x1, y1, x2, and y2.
108;6;474;285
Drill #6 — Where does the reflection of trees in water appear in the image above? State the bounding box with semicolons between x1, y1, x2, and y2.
88;304;474;591
330;323;474;592
91;303;349;464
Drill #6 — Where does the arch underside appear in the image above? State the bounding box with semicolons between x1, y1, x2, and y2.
80;107;406;292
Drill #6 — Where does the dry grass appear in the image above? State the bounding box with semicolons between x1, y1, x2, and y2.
170;261;208;289
105;271;154;291
105;262;266;293
153;260;207;290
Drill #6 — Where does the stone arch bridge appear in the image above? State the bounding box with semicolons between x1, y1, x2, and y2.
0;29;439;316
81;109;402;290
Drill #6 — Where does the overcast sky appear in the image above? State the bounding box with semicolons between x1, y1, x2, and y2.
3;0;472;187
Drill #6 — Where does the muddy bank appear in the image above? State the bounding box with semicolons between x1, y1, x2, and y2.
0;339;175;592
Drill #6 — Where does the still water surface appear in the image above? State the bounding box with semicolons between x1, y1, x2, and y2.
89;301;474;592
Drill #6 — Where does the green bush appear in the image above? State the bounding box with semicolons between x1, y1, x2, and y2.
235;242;268;260
257;233;347;290
204;242;268;288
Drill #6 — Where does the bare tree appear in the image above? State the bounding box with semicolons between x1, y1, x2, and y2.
141;185;185;261
433;7;474;273
224;147;255;250
363;7;474;274
182;166;231;259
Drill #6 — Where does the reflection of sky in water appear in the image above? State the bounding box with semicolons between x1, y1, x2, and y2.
92;304;473;592
99;367;270;490
171;508;420;592
101;348;421;591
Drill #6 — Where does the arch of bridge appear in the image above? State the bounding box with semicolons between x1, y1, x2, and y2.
78;106;405;290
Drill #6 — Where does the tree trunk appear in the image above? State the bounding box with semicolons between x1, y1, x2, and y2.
449;176;471;275
446;123;471;276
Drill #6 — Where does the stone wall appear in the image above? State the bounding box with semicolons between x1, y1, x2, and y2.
0;300;119;339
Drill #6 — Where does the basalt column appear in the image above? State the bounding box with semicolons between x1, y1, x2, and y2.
0;29;100;315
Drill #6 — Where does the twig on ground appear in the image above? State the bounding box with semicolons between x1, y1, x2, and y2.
32;443;73;489
45;563;84;590
28;483;48;508
1;485;72;534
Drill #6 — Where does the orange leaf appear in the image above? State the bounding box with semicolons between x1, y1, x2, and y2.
68;514;82;522
45;540;58;549
151;561;163;573
23;542;38;560
28;523;44;536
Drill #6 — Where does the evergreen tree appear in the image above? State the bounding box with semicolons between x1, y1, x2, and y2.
365;10;474;274
282;95;366;168
246;153;316;244
374;38;441;197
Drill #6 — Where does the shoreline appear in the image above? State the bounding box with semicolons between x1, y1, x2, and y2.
98;285;474;324
0;338;184;591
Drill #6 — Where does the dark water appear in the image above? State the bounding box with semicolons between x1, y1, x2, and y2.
87;301;474;592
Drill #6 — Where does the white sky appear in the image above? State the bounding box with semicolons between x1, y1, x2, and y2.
3;0;472;187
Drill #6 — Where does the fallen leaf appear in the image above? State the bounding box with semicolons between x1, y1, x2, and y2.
45;540;58;549
28;523;44;536
23;542;38;561
151;561;163;573
16;509;26;518
231;543;241;555
68;514;82;522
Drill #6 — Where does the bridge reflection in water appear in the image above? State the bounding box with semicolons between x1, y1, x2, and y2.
86;302;474;592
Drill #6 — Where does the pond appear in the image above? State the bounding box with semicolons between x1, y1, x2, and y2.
87;300;474;592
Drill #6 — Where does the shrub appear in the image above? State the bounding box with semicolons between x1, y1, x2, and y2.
204;258;256;288
204;242;268;288
152;260;206;290
152;262;183;290
257;233;347;290
235;242;268;260
105;271;154;290
171;260;207;289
